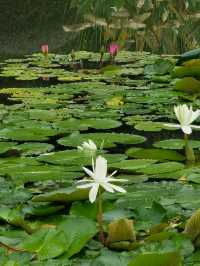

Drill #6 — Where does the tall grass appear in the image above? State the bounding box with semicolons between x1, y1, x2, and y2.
64;0;200;54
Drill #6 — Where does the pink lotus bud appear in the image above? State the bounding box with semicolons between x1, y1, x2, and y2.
41;44;49;55
108;43;119;57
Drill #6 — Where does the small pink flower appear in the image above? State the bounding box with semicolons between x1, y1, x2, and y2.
41;44;49;55
108;43;119;57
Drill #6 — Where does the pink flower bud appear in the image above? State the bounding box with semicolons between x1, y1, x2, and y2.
108;43;119;57
41;44;49;55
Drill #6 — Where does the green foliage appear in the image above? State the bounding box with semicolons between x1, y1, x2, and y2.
66;0;200;54
19;216;97;259
184;209;200;242
0;50;200;265
128;251;182;266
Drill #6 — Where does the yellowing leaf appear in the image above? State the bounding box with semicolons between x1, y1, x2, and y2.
106;96;124;107
184;209;200;241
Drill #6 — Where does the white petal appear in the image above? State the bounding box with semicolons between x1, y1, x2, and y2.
191;110;200;123
89;184;99;203
100;182;114;193
88;139;97;150
174;105;182;123
107;170;117;179
174;104;189;125
163;123;181;129
83;144;90;149
76;178;93;183
77;183;94;189
185;106;193;125
94;156;107;180
82;167;95;179
77;146;83;150
181;125;192;135
107;178;128;182
110;183;127;193
92;157;95;172
191;125;200;130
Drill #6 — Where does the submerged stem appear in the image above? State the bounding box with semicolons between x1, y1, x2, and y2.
0;242;27;253
184;133;195;163
97;189;105;245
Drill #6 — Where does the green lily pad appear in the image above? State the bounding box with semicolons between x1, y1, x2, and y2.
110;159;157;172
18;142;54;156
175;77;200;93
144;59;174;75
32;186;89;202
58;133;146;148
154;139;200;150
0;142;18;154
134;121;165;132
126;148;185;161
0;127;58;141
5;165;81;185
128;251;182;266
54;118;121;132
138;162;184;175
37;150;126;166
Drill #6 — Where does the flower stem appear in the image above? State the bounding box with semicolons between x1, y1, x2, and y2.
184;133;195;163
0;242;27;253
97;189;105;245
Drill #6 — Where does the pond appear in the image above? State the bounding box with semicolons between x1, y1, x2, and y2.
0;50;200;265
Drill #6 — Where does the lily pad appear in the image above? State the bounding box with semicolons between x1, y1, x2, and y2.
138;162;184;175
110;159;157;172
18;142;54;156
126;148;185;161
32;186;89;202
154;139;200;150
58;133;146;148
54;118;121;132
0;127;58;141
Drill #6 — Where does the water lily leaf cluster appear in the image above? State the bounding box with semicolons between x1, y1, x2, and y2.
0;50;200;265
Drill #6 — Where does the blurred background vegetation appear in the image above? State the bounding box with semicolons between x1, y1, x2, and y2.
1;0;200;58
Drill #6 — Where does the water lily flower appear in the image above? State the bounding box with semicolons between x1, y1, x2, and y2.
77;156;127;203
164;104;200;135
108;43;119;57
77;139;97;155
41;44;49;56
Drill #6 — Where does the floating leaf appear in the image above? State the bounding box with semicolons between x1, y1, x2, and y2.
58;133;146;148
128;251;182;266
126;148;184;161
135;121;164;132
138;162;184;175
107;219;136;244
184;209;200;241
110;159;156;172
175;77;200;93
55;118;121;132
32;186;89;202
154;139;200;150
18;142;54;156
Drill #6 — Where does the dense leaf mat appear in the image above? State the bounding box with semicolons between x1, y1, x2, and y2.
0;51;200;265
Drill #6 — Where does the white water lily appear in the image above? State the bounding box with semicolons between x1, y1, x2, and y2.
164;104;200;135
77;156;127;203
77;139;97;154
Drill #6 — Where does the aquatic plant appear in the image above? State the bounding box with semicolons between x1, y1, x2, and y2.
164;104;200;161
108;43;119;63
41;44;49;56
165;105;200;135
63;0;200;53
77;139;97;157
76;156;126;244
1;50;200;264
